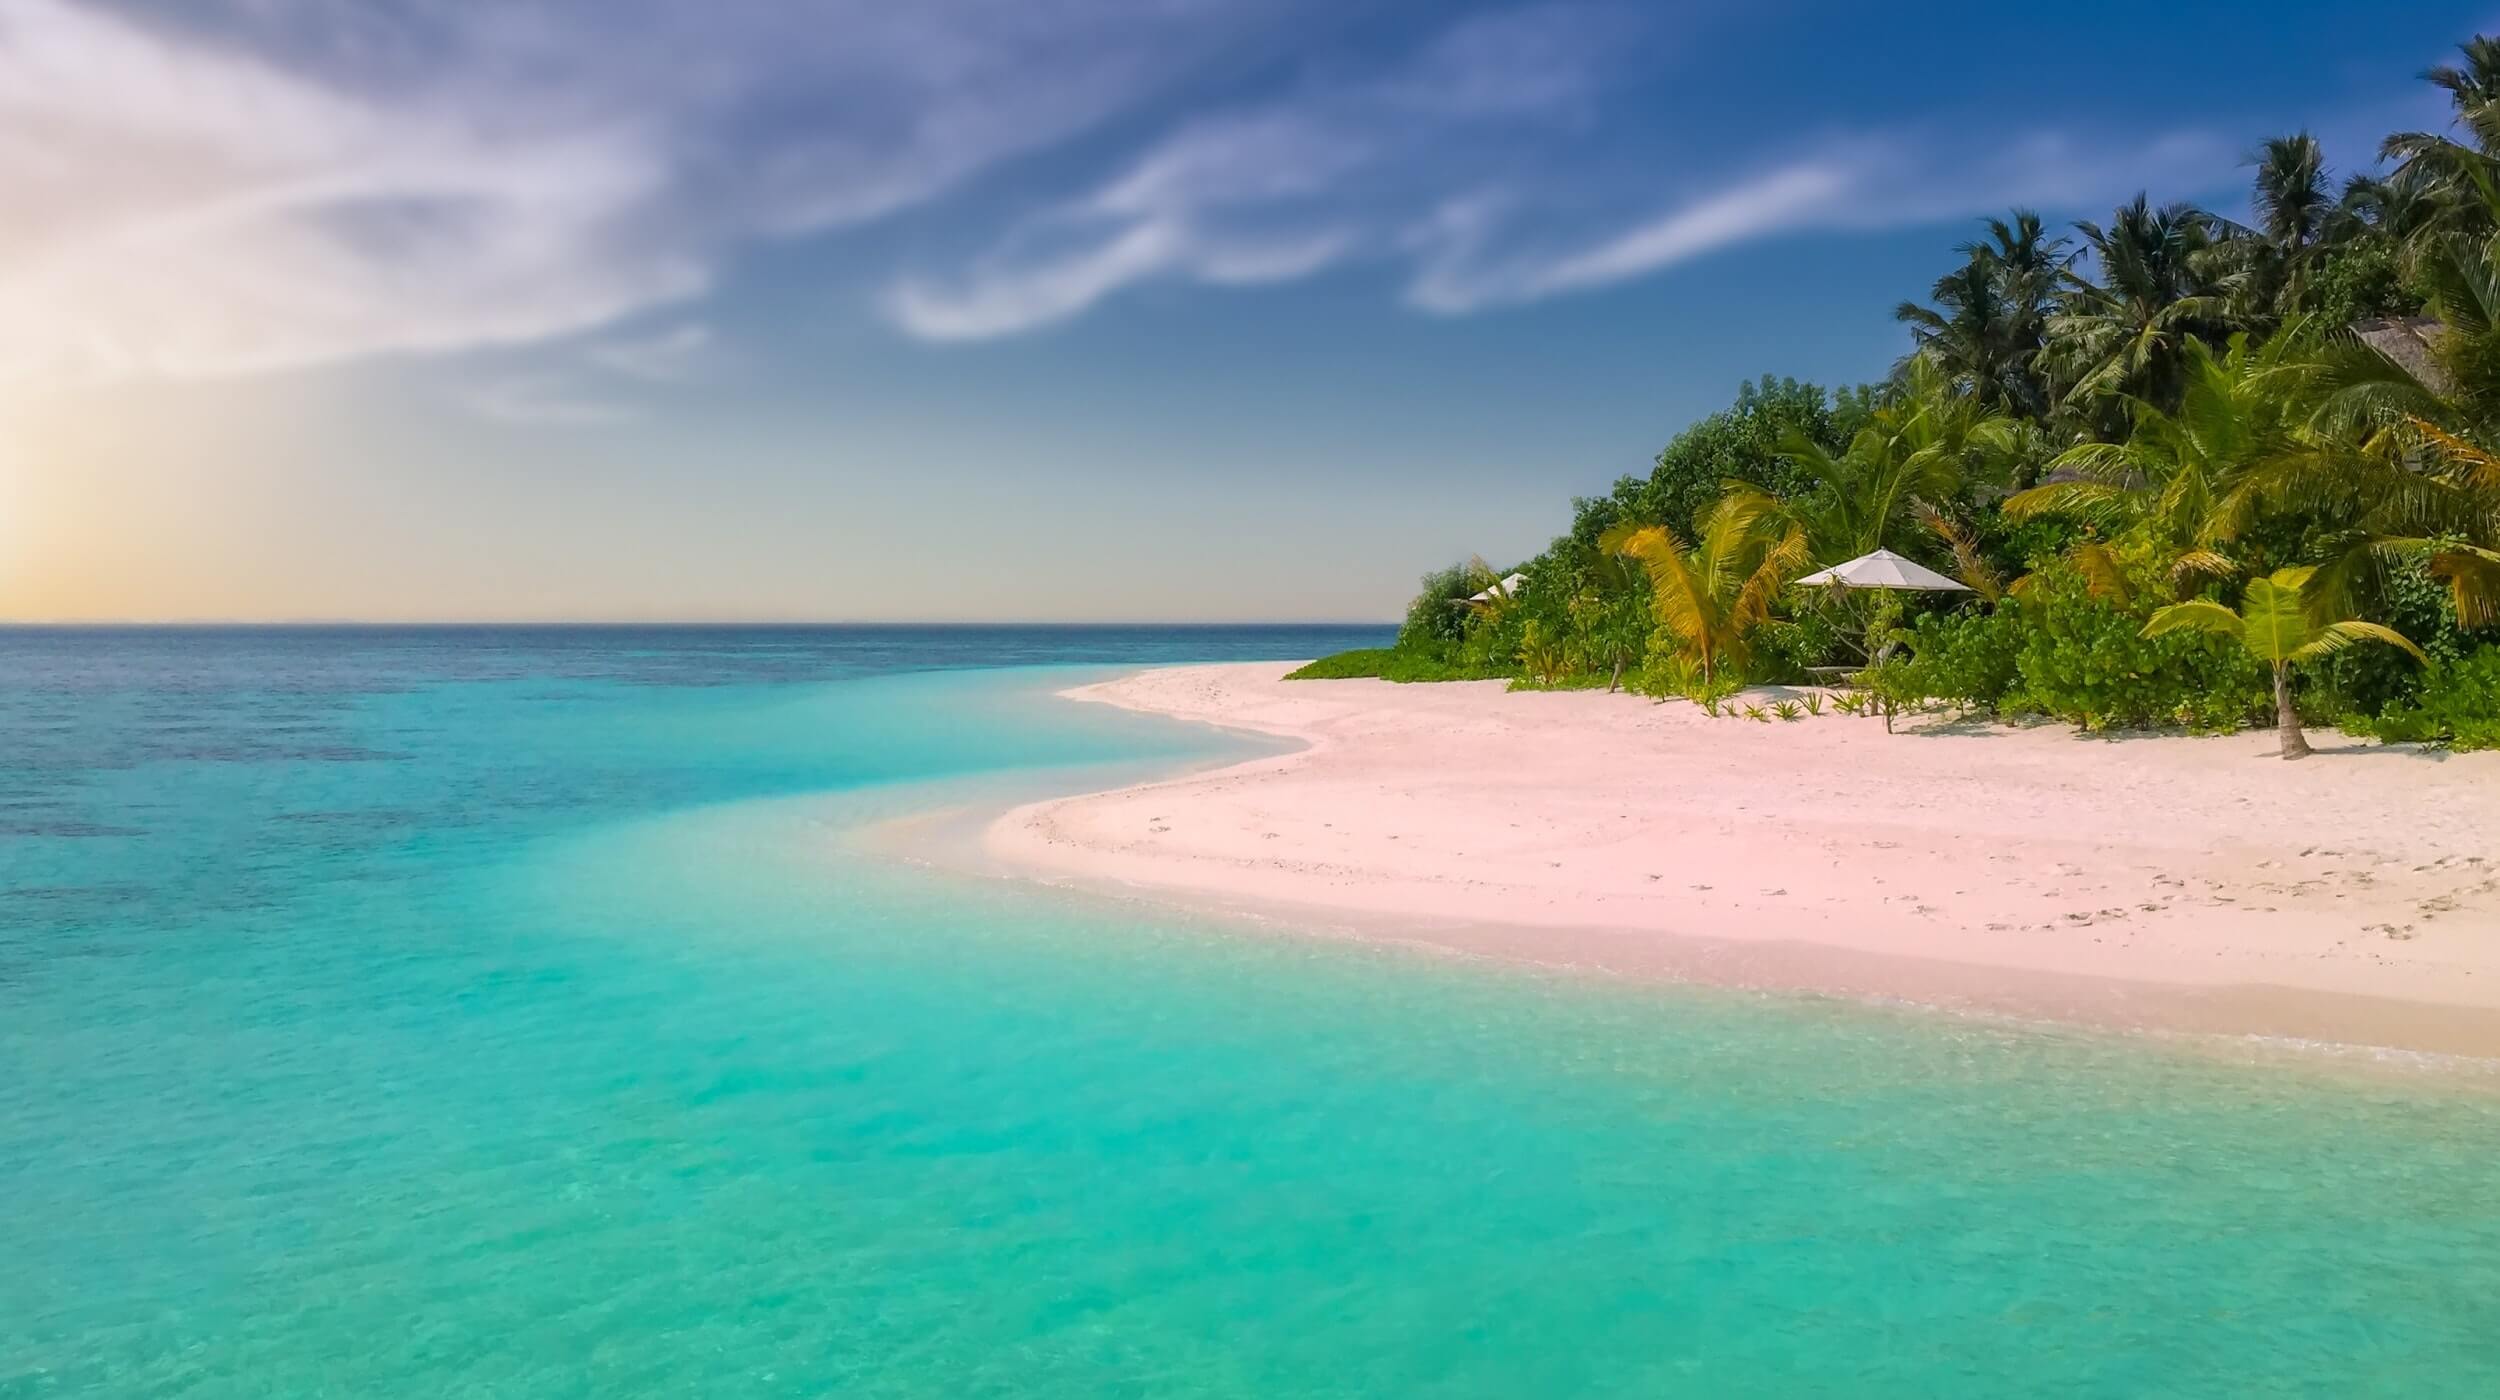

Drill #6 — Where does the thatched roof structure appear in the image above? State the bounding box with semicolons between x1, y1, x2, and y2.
2353;316;2447;393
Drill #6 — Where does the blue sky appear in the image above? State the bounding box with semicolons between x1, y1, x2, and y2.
2;0;2492;620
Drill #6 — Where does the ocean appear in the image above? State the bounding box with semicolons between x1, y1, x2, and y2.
5;625;2498;1397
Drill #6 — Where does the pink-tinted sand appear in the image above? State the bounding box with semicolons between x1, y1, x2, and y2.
977;663;2500;1057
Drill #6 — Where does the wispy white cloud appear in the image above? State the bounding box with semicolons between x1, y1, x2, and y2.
1404;128;2241;314
0;0;696;382
884;0;2250;341
886;3;1624;340
0;0;2278;375
1406;163;1852;313
0;0;1292;384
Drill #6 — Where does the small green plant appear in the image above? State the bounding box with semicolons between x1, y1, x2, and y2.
1771;698;1804;721
1741;703;1770;722
1831;691;1868;716
1803;691;1827;716
1679;672;1742;719
2143;566;2427;758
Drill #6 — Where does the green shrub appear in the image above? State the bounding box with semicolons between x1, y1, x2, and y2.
1885;553;2266;729
1897;606;2024;707
2003;562;2267;729
1284;649;1509;682
1754;610;1846;682
2309;553;2480;721
2355;647;2500;750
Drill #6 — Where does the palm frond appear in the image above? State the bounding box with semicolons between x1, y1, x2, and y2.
1918;505;2003;603
2001;480;2125;521
2141;599;2242;642
2429;545;2500;628
2292;621;2430;665
2070;541;2134;604
2167;549;2239;593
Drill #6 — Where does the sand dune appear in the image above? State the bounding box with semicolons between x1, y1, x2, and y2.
987;663;2500;1056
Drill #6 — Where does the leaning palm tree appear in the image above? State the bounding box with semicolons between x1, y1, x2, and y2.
1601;490;1810;686
2142;567;2427;759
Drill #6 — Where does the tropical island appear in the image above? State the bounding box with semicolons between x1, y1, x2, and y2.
1291;42;2500;760
980;41;2500;1053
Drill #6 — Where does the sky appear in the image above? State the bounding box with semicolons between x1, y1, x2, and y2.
2;0;2494;622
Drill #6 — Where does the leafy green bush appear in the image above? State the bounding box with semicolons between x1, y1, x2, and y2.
1887;554;2265;729
1998;563;2267;729
2309;552;2480;720
2354;646;2500;749
1394;563;1481;651
1897;606;2024;706
1753;611;1846;682
2308;236;2425;327
1284;649;1509;683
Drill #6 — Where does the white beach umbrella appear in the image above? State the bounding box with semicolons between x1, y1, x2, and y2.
1794;549;1970;592
1464;572;1528;604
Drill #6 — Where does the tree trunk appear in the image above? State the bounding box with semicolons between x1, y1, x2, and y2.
2274;662;2310;760
1608;654;1623;693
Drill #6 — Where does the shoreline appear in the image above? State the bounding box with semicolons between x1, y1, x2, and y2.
956;661;2500;1061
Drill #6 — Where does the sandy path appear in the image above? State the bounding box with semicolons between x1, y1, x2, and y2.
984;663;2500;1056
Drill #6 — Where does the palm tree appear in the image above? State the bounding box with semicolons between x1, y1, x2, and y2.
2217;133;2352;323
1601;491;1810;686
1565;548;1649;692
2005;326;2318;570
2143;567;2426;758
2252;133;2335;251
2423;36;2500;155
2339;166;2452;247
1775;357;2028;560
2381;39;2500;245
1896;210;2070;417
2045;196;2245;422
1456;555;1521;626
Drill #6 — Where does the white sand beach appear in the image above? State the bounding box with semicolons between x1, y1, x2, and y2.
986;662;2500;1056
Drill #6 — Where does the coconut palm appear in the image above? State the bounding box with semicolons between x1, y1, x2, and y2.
2143;567;2427;758
2214;133;2352;323
2385;37;2500;167
2045;196;2246;422
1895;210;2070;417
2339;166;2453;246
1601;491;1810;686
2253;133;2336;251
2380;40;2500;250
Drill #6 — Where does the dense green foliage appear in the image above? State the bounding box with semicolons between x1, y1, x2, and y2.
1894;552;2268;730
2354;647;2500;748
1285;648;1508;683
1302;39;2500;753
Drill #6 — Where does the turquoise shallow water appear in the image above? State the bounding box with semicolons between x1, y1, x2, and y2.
6;626;2500;1397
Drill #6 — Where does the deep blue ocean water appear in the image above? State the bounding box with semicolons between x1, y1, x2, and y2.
6;625;2500;1397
